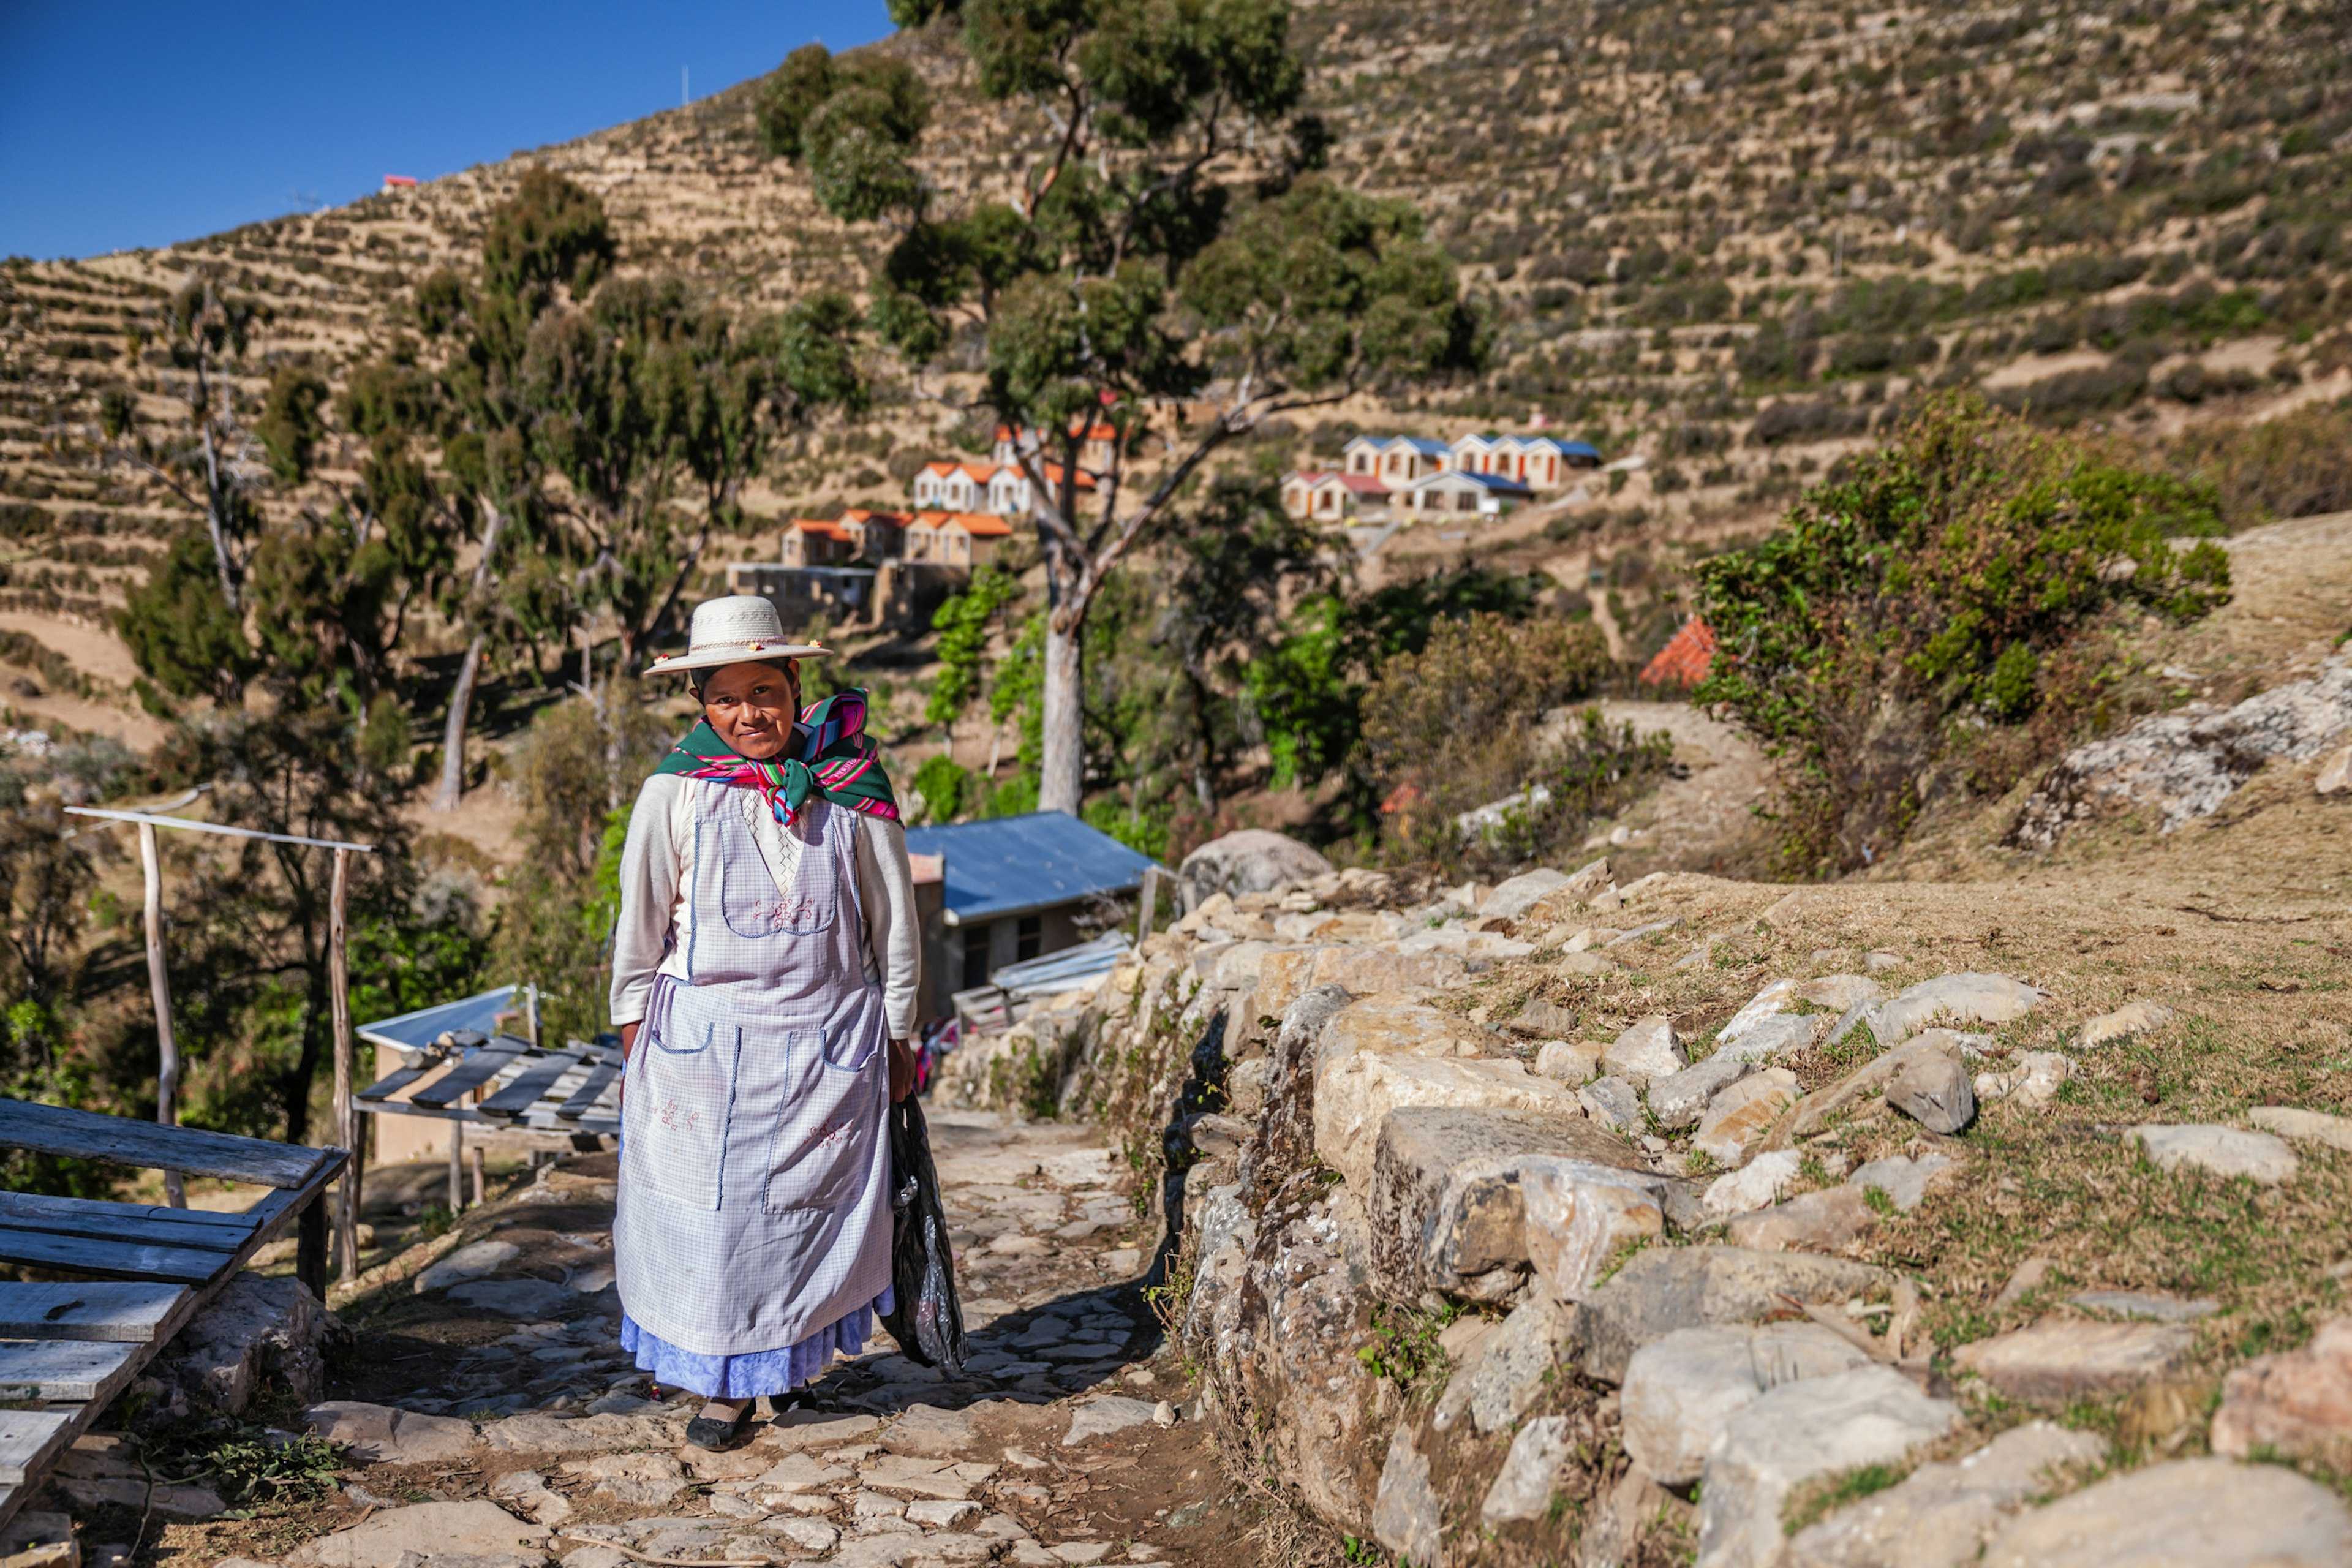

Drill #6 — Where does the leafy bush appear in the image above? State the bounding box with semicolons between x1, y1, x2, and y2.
1695;393;2229;875
911;752;971;823
1360;611;1609;864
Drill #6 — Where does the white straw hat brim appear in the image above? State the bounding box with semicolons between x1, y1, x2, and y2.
644;641;831;677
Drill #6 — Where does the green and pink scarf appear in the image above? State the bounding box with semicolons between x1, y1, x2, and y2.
655;688;900;827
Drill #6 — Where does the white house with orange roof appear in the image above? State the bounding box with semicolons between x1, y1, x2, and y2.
905;511;1014;567
1281;470;1393;522
913;461;999;513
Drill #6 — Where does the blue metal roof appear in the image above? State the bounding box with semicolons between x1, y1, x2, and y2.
903;811;1161;925
359;984;522;1052
1413;469;1534;494
1555;439;1605;459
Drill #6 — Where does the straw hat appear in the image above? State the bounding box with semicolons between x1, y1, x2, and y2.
645;596;830;677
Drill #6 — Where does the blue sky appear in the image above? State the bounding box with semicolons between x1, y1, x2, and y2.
0;1;894;260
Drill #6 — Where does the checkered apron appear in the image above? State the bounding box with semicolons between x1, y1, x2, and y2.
614;788;892;1357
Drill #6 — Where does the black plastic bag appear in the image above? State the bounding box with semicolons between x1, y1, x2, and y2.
879;1095;968;1372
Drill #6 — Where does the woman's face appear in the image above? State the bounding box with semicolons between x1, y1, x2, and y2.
698;660;800;760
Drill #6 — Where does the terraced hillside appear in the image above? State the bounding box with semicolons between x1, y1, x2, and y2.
2;0;2348;722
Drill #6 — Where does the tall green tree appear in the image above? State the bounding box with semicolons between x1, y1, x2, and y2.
769;7;1480;814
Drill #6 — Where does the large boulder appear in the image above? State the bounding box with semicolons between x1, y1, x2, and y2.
1981;1455;2352;1566
1256;948;1468;1021
1522;1164;1668;1303
1574;1245;1888;1383
162;1272;333;1415
1952;1319;2195;1402
1314;992;1498;1073
1873;972;2048;1042
1696;1365;1960;1568
2010;656;2352;850
1620;1322;1871;1486
1789;1420;2106;1568
1178;829;1333;907
1365;1106;1648;1304
1315;1049;1588;1192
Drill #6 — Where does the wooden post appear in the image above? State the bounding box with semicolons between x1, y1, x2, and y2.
329;846;358;1281
138;821;185;1210
296;1189;328;1302
1136;867;1163;944
448;1120;464;1213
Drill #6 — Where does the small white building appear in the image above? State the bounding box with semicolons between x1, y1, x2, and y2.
1342;435;1454;484
1282;469;1393;522
913;461;1001;513
1450;434;1604;489
1401;469;1534;518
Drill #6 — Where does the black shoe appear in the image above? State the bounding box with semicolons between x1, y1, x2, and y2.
685;1408;750;1451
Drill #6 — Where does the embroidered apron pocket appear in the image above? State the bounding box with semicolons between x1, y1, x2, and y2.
717;831;837;938
629;1016;737;1211
758;1028;880;1215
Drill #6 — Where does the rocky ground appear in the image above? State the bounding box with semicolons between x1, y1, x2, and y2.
937;733;2352;1567
44;1112;1273;1568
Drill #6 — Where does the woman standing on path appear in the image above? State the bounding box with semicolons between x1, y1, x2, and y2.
609;595;921;1451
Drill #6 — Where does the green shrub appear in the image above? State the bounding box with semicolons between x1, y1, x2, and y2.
912;752;971;823
2168;399;2352;526
1695;392;2229;875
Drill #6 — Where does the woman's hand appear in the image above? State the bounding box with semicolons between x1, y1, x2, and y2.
619;1021;639;1058
889;1038;917;1102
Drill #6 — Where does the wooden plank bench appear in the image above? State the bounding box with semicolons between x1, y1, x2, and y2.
0;1099;346;1532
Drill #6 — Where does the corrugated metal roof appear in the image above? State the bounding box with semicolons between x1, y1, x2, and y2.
903;810;1161;924
359;984;522;1051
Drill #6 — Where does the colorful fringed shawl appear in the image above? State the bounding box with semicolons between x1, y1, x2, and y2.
655;688;900;827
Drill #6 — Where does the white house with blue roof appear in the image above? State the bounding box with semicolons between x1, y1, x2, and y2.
902;810;1161;1020
1342;434;1455;484
1452;433;1604;489
1402;467;1536;517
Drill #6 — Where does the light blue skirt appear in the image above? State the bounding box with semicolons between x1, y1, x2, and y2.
619;1284;894;1400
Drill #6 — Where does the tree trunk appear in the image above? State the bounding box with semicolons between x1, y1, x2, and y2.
432;503;506;814
1038;614;1085;815
432;635;484;813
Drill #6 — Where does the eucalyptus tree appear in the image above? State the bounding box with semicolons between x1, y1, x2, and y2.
766;2;1482;813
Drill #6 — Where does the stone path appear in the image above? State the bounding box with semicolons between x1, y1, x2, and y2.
137;1112;1263;1568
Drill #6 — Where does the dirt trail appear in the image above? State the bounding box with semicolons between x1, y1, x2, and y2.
146;1110;1263;1568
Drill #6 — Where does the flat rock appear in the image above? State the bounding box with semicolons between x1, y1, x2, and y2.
415;1241;521;1294
1603;1016;1686;1084
874;1403;978;1457
1693;1071;1800;1167
1718;978;1799;1043
1534;1038;1603;1083
1887;1047;1975;1134
2078;1001;2174;1048
1062;1396;1159;1446
1371;1427;1442;1568
1482;867;1572;921
1716;1012;1826;1064
1481;1414;1573;1525
303;1401;478;1465
1798;974;1882;1012
478;1411;684;1455
1702;1149;1802;1218
1845;1152;1955;1213
1981;1455;2352;1567
2070;1291;2218;1322
1556;949;1623;977
287;1501;549;1568
1577;1075;1645;1134
1724;1185;1875;1254
1575;1245;1887;1384
2128;1124;2299;1184
2211;1314;2352;1465
449;1278;576;1318
1874;973;2047;1042
1953;1319;2195;1401
1974;1050;2074;1109
1366;1104;1647;1303
1259;952;1468;1025
1648;1054;1754;1131
1621;1322;1871;1486
1521;1164;1668;1303
1789;1031;1985;1140
1789;1420;2108;1568
1177;829;1332;906
1314;1049;1588;1191
1456;1297;1574;1434
761;1411;881;1451
2249;1104;2352;1153
1697;1365;1959;1568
